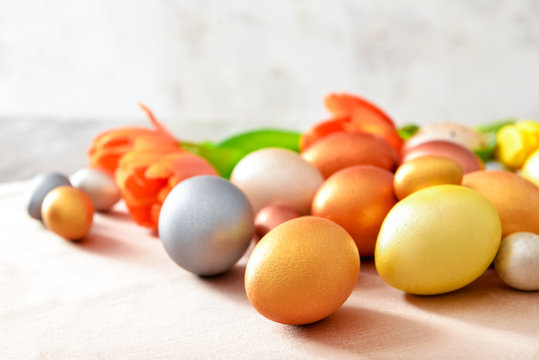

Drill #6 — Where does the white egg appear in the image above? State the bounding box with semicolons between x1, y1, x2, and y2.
230;148;324;215
70;168;121;212
494;232;539;291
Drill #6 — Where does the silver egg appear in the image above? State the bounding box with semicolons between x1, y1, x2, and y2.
494;232;539;291
158;175;254;276
25;172;71;220
70;168;121;212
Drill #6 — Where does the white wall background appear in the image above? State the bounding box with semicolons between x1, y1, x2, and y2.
1;0;539;136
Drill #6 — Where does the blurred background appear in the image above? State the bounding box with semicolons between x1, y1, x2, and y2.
1;0;539;181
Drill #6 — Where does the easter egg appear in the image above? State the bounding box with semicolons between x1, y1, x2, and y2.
494;232;539;291
301;132;398;178
41;186;94;240
70;168;121;212
245;216;360;325
402;140;483;174
230;148;324;215
375;185;501;295
393;156;463;200
462;170;539;237
312;165;396;257
254;204;300;241
159;176;254;276
25;172;71;220
522;148;539;187
404;122;487;151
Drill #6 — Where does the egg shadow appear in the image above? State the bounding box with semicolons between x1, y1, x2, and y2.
197;263;249;304
404;269;539;335
290;305;442;356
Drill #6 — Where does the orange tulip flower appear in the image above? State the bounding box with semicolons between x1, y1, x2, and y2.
88;104;217;229
300;93;403;155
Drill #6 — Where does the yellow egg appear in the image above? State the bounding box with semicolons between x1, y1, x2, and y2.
42;186;94;240
375;185;501;295
522;148;539;188
394;155;463;200
245;216;360;325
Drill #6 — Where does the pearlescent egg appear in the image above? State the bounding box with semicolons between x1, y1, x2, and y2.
42;186;94;240
494;232;539;291
25;172;71;220
230;148;324;215
71;168;121;212
158;176;254;276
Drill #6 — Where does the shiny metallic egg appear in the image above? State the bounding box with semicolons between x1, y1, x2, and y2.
494;232;539;291
158;175;254;276
41;186;94;240
25;172;71;220
71;168;121;212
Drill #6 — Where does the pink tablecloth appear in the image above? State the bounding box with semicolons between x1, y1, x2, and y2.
1;181;538;359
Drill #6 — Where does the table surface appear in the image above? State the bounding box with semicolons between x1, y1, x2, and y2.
1;180;538;359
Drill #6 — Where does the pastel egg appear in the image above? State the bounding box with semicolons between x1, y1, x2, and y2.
494;232;539;291
312;165;397;257
301;132;398;178
70;168;121;212
254;204;300;241
42;186;94;240
245;216;360;325
230;148;324;215
404;122;487;151
25;172;71;220
402;140;483;174
159;176;254;276
394;156;463;200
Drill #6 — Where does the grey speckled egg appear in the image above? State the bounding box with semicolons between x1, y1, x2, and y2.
494;232;539;291
70;168;121;212
25;172;71;220
158;175;254;276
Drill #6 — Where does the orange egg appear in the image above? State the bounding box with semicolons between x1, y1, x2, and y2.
41;186;94;240
301;132;398;178
312;165;397;256
462;170;539;237
245;216;359;325
402;140;483;174
254;205;300;241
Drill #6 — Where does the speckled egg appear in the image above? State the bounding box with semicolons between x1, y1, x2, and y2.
41;186;94;240
25;172;71;220
394;156;463;200
158;176;254;276
230;148;324;215
71;168;121;212
404;122;487;151
494;232;539;291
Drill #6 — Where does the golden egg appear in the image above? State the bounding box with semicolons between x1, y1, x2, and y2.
42;186;94;240
245;216;360;325
394;156;463;200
